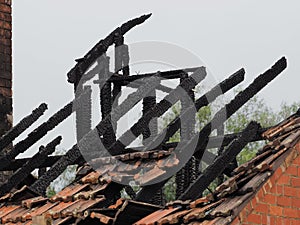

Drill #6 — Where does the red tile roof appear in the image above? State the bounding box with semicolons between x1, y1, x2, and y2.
0;115;299;224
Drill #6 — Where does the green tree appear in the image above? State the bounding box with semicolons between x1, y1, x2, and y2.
226;96;299;164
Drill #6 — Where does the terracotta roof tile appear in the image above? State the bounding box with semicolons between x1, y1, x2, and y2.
22;196;47;209
50;183;89;203
1;207;29;224
134;207;180;225
90;212;114;224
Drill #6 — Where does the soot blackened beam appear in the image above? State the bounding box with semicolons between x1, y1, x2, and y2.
179;122;261;201
29;144;81;196
1;156;61;171
0;103;48;152
162;125;268;152
106;67;201;84
144;68;245;150
67;14;152;86
75;85;92;141
0;89;91;170
0;136;62;197
99;56;116;148
193;57;287;160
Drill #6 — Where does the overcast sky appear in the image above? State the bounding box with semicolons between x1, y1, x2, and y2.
12;1;300;156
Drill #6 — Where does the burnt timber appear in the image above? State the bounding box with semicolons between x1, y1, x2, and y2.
0;13;290;213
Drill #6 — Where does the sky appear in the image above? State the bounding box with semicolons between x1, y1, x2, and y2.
12;0;300;157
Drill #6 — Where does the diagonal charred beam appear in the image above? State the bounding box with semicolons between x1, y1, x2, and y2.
0;89;91;170
0;103;72;170
0;103;48;152
30;144;81;196
1;155;62;171
193;56;287;160
144;68;245;150
179;122;260;201
67;14;152;85
0;136;62;197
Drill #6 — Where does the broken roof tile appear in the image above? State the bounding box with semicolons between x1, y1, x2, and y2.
134;207;180;225
50;183;89;203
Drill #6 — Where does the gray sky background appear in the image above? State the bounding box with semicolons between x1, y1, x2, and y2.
12;1;300;157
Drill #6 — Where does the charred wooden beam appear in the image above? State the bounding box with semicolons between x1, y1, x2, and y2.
142;94;157;145
176;74;196;198
127;82;172;93
179;121;261;201
107;67;206;155
30;144;81;196
0;89;91;170
106;67;201;84
0;103;72;170
75;85;92;141
193;57;287;160
144;68;245;150
142;86;161;204
111;36;125;133
160;126;268;152
99;56;116;148
0;136;62;197
1;156;61;171
67;14;152;85
0;103;47;152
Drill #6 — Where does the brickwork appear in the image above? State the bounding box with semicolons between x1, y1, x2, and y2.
232;143;300;225
0;0;12;184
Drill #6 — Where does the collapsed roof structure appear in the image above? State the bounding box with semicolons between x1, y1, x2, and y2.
0;14;296;224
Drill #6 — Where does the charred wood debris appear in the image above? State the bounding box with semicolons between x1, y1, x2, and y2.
0;14;289;207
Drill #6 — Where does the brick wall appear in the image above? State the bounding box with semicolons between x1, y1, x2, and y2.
231;143;300;225
0;0;12;184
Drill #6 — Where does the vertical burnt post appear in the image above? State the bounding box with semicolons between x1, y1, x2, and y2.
142;86;160;204
142;94;158;145
0;0;12;184
216;124;225;185
112;31;127;135
98;55;116;149
176;73;196;198
75;84;92;141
